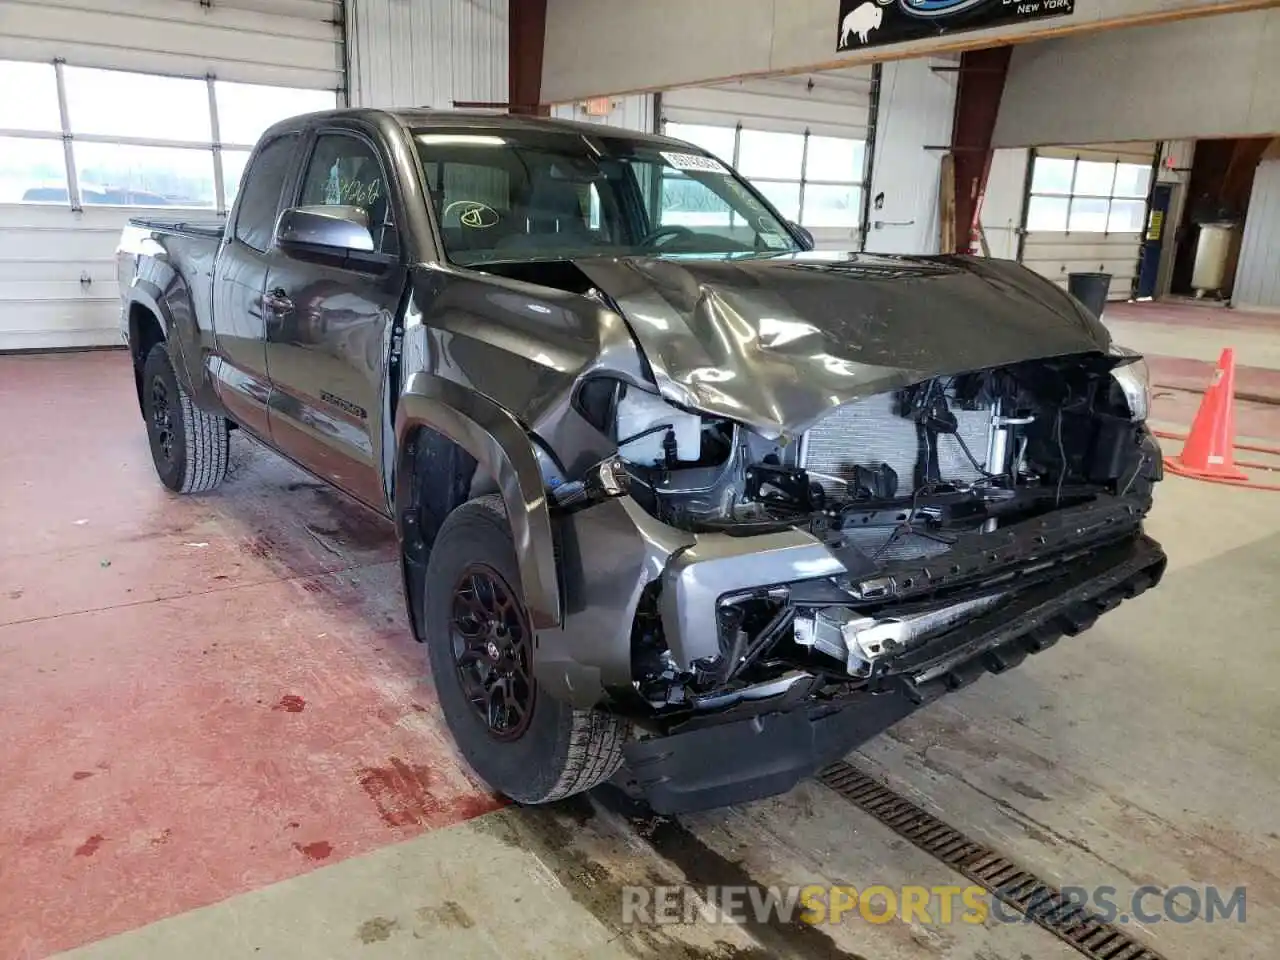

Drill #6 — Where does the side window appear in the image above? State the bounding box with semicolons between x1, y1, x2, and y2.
298;133;398;255
233;134;298;252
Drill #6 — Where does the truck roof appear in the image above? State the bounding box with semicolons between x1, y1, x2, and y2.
262;107;690;149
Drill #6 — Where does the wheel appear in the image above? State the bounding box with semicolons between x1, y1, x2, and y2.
142;341;229;494
423;496;630;803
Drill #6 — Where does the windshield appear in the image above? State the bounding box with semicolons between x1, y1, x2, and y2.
412;129;802;265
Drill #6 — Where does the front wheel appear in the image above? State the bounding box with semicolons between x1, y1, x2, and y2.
422;496;630;803
142;341;229;494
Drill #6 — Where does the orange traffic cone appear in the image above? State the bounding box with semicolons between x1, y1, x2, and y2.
1164;347;1249;482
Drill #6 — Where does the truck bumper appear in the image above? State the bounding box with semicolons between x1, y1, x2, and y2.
621;533;1166;814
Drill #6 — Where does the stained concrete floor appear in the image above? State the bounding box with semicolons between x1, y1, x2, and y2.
2;344;1278;960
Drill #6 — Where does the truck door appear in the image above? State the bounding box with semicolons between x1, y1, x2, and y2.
210;133;300;440
261;128;408;512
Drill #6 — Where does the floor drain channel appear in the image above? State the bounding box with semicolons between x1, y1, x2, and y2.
817;761;1168;960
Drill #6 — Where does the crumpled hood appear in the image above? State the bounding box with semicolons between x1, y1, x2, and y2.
573;251;1111;438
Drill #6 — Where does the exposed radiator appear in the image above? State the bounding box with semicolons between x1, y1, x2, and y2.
800;392;991;496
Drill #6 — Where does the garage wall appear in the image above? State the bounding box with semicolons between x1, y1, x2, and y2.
346;0;508;108
994;8;1280;147
864;56;956;256
540;0;1262;102
0;0;344;352
551;96;656;133
1234;149;1280;310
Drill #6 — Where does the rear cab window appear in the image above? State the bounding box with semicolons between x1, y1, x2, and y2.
232;134;298;252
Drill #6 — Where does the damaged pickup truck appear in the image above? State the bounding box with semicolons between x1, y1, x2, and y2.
118;110;1166;813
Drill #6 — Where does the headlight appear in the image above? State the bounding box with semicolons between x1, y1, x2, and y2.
1109;345;1150;421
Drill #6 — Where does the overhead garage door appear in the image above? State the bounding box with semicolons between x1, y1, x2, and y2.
1019;143;1157;303
660;69;874;250
0;0;343;351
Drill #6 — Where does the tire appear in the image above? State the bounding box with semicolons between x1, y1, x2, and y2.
142;341;229;494
423;495;630;803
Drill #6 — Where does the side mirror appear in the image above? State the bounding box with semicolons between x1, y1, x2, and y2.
276;205;375;254
789;221;816;251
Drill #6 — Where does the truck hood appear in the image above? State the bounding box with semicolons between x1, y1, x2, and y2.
573;252;1111;438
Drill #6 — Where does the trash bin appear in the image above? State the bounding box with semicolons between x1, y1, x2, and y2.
1068;272;1111;319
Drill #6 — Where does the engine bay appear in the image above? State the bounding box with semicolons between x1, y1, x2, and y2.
584;352;1152;545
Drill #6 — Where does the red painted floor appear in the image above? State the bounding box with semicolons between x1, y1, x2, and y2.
1106;299;1280;332
0;352;501;959
1147;354;1280;440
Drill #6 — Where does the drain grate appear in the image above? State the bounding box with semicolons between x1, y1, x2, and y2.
818;761;1168;960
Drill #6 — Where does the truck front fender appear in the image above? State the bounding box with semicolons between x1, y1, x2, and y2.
395;372;561;629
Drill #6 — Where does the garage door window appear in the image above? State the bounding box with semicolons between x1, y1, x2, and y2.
665;121;865;231
1026;154;1153;234
0;62;62;133
0;58;335;212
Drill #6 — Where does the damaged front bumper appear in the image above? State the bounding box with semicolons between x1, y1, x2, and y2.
622;532;1166;813
536;488;1163;712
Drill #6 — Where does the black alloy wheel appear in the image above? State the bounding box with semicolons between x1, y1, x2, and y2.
149;374;176;468
450;563;536;741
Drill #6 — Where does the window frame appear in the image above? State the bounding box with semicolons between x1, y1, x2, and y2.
1025;151;1157;236
232;133;301;253
662;120;868;235
0;57;337;213
288;124;406;266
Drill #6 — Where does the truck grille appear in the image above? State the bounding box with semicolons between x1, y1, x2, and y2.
800;392;991;495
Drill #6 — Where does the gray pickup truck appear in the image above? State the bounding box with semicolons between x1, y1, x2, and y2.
118;109;1166;813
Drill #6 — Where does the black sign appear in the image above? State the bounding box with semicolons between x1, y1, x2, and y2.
837;0;1075;52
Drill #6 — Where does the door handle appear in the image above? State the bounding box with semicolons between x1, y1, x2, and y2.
263;288;294;316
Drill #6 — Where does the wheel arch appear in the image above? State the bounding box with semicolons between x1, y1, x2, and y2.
394;373;561;639
125;282;204;416
126;295;168;415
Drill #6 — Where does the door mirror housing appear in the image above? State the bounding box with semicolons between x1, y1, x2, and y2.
789;221;816;251
276;205;375;254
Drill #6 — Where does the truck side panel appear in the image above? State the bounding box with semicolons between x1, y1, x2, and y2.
118;225;223;415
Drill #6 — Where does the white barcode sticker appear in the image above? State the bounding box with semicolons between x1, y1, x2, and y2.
661;151;729;175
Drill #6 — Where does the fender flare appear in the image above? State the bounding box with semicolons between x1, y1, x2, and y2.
125;280;199;396
395;372;561;629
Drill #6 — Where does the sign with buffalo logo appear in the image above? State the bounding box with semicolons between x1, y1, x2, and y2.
837;0;1074;52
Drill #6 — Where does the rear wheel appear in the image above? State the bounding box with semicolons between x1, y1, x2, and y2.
142;341;229;493
423;496;629;803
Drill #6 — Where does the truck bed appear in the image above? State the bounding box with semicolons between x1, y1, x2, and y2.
127;217;225;240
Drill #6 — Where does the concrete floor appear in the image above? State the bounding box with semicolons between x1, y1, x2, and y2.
2;316;1278;958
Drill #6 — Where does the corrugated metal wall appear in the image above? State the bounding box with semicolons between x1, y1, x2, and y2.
1234;156;1280;310
551;96;655;134
346;0;508;108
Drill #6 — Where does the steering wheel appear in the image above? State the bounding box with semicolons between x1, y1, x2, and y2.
640;224;696;248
